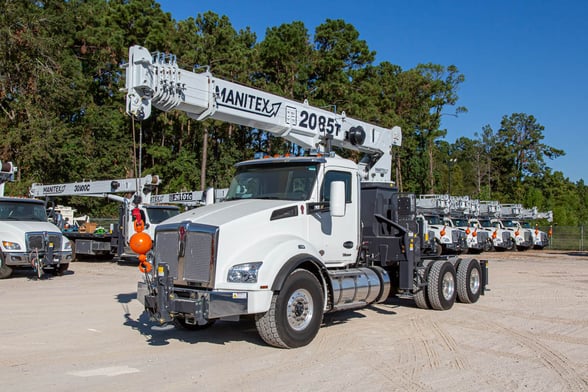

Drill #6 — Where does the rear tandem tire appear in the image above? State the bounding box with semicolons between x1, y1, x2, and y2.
427;260;457;310
255;269;324;348
414;288;429;309
456;258;482;304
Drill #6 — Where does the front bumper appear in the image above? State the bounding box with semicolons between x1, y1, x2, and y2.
4;251;72;267
137;264;250;325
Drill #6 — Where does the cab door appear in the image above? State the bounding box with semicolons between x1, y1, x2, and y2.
307;168;360;267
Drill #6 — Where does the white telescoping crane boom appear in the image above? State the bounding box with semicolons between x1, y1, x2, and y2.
29;175;161;201
124;45;402;183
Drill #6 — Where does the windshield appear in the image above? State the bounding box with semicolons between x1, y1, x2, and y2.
479;219;497;228
225;163;319;201
425;215;444;225
0;201;48;222
145;206;180;224
501;220;516;228
453;219;468;227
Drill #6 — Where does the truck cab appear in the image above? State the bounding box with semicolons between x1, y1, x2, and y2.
476;218;514;251
500;219;533;251
450;217;490;254
421;214;466;255
0;197;72;278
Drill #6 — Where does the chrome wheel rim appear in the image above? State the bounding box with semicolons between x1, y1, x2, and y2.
442;271;455;300
287;288;314;331
470;268;481;294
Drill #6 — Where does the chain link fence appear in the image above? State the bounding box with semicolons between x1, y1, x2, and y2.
539;225;586;251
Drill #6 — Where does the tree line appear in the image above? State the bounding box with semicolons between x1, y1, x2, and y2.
1;0;586;224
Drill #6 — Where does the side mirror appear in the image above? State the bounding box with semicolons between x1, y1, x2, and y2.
329;181;346;217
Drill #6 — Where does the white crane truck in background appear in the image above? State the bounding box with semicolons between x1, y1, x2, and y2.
415;194;468;255
125;45;488;348
498;204;533;251
1;161;73;279
477;201;515;251
29;175;180;261
447;196;491;254
520;206;552;249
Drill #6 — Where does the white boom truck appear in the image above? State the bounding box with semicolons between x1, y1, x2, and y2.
126;45;488;348
520;206;552;249
448;196;491;254
477;201;515;251
415;194;467;255
29;175;179;261
1;161;73;278
499;204;533;251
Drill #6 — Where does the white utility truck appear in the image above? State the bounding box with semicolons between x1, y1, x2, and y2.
499;204;533;251
29;175;179;261
478;201;515;251
126;46;487;348
448;196;491;254
520;206;552;249
415;194;467;255
1;161;72;278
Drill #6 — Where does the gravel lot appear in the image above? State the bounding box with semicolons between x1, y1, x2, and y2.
1;250;587;392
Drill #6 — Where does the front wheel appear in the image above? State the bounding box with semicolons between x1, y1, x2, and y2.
255;269;324;348
0;253;13;279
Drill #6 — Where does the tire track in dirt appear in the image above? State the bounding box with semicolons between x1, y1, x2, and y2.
450;309;588;391
489;320;588;392
472;304;588;327
429;319;467;370
301;312;426;391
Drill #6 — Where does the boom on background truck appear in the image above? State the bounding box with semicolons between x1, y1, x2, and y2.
125;45;488;348
29;175;180;261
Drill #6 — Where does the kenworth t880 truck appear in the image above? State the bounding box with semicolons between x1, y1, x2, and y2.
125;46;488;348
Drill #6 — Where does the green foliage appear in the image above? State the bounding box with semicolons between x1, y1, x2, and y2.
0;1;584;224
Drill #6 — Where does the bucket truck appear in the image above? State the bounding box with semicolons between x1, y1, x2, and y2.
1;161;72;279
125;45;488;348
29;175;179;261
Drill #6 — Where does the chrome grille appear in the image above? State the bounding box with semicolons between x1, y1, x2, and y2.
154;231;180;279
26;232;62;251
154;222;218;287
183;231;214;282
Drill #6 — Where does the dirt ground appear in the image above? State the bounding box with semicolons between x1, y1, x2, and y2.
1;250;587;392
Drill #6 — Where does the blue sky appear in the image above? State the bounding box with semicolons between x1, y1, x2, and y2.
157;0;587;183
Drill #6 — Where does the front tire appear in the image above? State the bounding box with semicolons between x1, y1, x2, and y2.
456;258;482;304
255;269;324;348
0;253;13;279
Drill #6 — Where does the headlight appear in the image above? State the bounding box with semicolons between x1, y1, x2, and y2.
2;241;22;250
64;239;72;251
227;262;262;283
